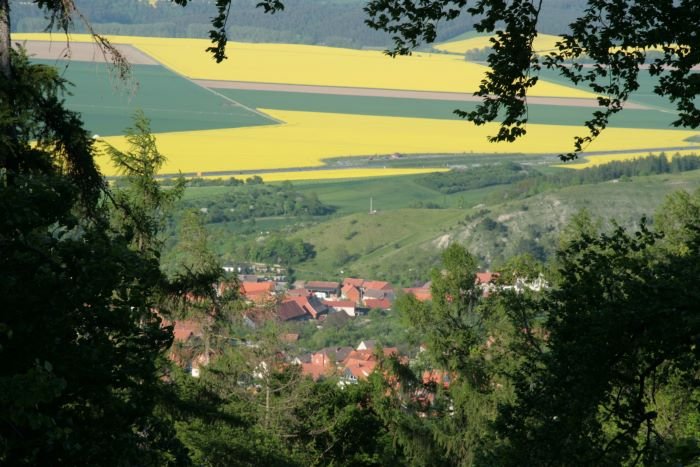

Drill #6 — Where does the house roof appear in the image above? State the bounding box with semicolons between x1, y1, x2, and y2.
344;361;377;379
362;280;392;291
277;300;308;321
364;298;392;310
285;295;327;319
317;346;353;362
301;363;333;381
356;340;376;351
286;288;311;297
343;278;365;287
404;287;432;302
306;280;340;291
172;320;202;342
323;300;356;309
475;272;499;285
241;281;275;296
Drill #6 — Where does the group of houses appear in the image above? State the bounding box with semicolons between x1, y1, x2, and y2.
294;339;401;384
241;276;434;327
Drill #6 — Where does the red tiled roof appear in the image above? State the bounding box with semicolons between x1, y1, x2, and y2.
286;288;311;297
172;320;202;342
343;278;365;287
363;280;392;291
301;363;333;381
404;287;432;302
284;296;317;319
277;300;308;321
364;298;392;310
306;281;340;290
241;281;275;296
475;272;499;285
345;361;377;380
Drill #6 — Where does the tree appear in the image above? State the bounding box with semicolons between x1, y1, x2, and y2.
0;52;188;465
364;0;700;160
492;201;700;466
0;0;284;76
105;110;185;255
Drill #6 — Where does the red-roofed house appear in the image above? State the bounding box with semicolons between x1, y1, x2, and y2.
241;281;276;304
301;363;334;381
343;278;365;288
363;298;392;311
285;295;328;319
475;272;499;285
323;299;357;317
341;284;362;305
362;280;392;291
277;300;309;322
305;281;340;299
403;287;432;302
171;319;203;342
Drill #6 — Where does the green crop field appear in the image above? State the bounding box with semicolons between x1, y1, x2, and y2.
219;88;677;130
34;60;276;136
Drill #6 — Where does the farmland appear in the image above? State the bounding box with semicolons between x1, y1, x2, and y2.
15;32;700;181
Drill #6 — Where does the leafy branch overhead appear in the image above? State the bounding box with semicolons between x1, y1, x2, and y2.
364;0;700;160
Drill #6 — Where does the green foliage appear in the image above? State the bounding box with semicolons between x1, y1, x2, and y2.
177;181;335;224
366;0;700;159
0;49;187;465
493;194;700;466
418;162;529;194
106;110;185;254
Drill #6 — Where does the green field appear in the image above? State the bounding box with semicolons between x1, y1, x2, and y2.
34;60;276;136
219;88;677;130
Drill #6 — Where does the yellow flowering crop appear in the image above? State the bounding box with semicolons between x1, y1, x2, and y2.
435;33;564;55
557;149;700;169
96;109;698;176
14;33;593;99
194;168;448;183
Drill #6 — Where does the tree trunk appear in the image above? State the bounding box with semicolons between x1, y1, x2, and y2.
0;0;11;80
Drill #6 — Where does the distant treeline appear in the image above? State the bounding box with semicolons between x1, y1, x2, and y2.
11;0;588;48
176;180;334;223
421;153;700;197
417;161;531;194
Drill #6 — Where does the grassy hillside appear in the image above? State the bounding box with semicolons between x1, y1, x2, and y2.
285;169;700;282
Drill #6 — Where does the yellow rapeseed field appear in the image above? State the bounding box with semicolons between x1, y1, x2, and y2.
14;33;593;98
212;168;449;183
557;149;700;169
95;109;699;176
435;33;564;55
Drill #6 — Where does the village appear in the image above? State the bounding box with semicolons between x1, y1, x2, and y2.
169;270;545;385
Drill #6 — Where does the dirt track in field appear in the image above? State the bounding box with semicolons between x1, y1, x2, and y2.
193;79;652;110
16;40;159;66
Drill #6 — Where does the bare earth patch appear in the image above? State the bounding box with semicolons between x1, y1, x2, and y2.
15;40;158;66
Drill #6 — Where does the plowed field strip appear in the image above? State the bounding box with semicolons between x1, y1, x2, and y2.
17;40;158;65
194;79;650;110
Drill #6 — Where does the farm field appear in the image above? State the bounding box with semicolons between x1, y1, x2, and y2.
15;33;594;98
97;108;699;176
16;33;700;179
219;88;677;129
31;59;275;136
434;32;564;54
